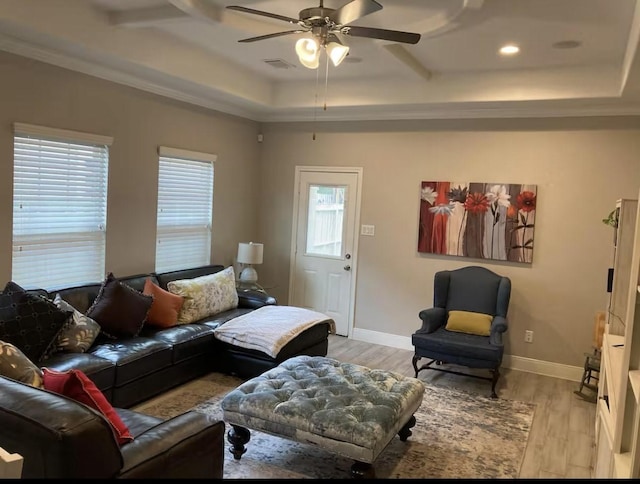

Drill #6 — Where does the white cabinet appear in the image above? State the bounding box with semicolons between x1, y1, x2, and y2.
594;417;613;478
595;196;640;478
608;199;638;335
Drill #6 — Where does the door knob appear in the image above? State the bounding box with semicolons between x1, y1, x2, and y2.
344;265;351;271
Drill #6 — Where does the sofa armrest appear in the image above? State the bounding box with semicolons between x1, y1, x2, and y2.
237;289;277;309
416;307;447;334
118;411;225;479
0;376;123;479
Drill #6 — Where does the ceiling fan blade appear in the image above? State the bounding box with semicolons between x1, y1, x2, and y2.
238;30;305;43
330;0;383;26
343;26;421;44
226;5;300;25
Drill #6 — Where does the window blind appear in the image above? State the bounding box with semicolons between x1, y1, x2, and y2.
12;125;111;289
155;148;214;273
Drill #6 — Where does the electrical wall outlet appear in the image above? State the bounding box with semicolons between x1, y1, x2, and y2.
524;330;534;343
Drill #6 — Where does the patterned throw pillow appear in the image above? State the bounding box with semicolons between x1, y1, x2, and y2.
168;266;239;324
0;281;71;362
86;273;153;339
51;294;101;353
0;340;44;388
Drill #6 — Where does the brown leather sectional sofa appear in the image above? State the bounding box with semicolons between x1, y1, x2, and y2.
0;263;332;478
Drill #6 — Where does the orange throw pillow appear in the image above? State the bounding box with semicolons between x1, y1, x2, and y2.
42;368;133;446
143;277;185;328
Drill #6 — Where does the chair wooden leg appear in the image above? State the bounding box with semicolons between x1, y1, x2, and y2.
411;355;420;378
490;368;500;398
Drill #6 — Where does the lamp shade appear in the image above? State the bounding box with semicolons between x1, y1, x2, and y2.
295;37;320;69
326;41;349;67
237;242;263;265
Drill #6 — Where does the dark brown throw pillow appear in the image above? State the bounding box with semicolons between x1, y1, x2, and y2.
86;273;153;339
0;281;71;362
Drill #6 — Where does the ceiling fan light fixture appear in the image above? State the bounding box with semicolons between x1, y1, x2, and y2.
326;41;350;67
295;37;321;69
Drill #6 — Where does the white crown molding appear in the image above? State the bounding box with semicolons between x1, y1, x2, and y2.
351;327;583;382
1;33;640;124
257;101;640;123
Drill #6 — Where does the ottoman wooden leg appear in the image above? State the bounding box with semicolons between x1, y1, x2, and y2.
351;461;375;479
227;424;251;460
398;415;417;441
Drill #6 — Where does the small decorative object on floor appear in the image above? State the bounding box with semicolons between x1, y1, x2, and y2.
574;311;605;403
574;350;601;403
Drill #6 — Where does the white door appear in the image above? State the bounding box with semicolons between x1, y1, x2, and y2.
289;167;362;336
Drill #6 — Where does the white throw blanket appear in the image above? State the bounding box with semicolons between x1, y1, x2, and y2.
213;305;336;358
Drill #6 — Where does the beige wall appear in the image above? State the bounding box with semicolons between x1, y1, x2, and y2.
3;50;640;369
0;51;261;283
258;119;640;367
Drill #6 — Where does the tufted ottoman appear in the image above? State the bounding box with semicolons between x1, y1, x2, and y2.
220;355;425;478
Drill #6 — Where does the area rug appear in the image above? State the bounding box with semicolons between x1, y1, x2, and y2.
133;372;536;479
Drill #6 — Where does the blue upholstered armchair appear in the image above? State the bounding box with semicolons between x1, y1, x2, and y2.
411;266;511;398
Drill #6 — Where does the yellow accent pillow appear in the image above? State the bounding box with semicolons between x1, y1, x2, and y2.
445;310;493;336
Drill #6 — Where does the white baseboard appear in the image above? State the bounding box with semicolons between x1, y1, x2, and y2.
351;327;584;382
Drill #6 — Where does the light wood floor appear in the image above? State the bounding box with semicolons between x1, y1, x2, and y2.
326;334;596;479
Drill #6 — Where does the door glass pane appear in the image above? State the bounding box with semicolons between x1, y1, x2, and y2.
306;184;345;257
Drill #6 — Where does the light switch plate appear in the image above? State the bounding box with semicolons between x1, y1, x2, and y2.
361;224;375;236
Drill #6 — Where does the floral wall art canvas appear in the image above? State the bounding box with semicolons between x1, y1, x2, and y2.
418;181;537;263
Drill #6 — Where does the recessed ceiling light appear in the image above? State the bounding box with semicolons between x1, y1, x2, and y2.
499;44;520;56
552;40;582;49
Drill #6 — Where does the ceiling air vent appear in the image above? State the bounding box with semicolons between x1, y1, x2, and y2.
263;59;296;69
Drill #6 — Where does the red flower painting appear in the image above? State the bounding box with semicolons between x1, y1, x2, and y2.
417;181;536;263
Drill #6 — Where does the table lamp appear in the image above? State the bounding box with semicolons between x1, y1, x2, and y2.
237;242;264;284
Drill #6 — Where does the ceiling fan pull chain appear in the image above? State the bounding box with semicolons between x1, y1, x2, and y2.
324;49;329;112
313;61;320;140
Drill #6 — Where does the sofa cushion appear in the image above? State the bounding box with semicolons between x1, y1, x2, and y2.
51;294;101;353
143;278;184;328
0;339;44;387
42;351;116;393
141;323;216;364
0;281;71;362
412;326;503;364
89;337;173;387
168;266;238;324
42;367;134;445
87;273;153;339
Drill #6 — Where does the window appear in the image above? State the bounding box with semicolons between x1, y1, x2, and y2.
306;185;345;257
12;123;111;289
155;146;215;273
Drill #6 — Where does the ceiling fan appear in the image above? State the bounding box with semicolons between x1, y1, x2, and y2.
227;0;421;69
